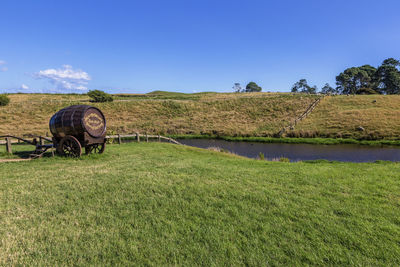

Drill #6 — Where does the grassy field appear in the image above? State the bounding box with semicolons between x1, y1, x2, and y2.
1;92;400;140
1;142;400;265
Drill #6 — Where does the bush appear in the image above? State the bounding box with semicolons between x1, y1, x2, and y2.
87;90;113;103
0;94;10;106
356;88;379;95
245;82;262;92
279;157;290;162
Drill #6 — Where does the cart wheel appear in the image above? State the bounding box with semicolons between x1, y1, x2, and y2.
59;136;82;157
55;142;62;155
85;142;106;155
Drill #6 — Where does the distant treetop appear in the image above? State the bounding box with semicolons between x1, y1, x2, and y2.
245;82;262;92
291;79;317;94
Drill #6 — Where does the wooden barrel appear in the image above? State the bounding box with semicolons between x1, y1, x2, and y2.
49;105;106;138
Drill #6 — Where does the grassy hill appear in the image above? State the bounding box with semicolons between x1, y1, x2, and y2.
0;92;399;140
1;143;399;265
290;95;400;139
0;92;317;137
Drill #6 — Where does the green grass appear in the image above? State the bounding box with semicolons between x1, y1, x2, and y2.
1;143;400;265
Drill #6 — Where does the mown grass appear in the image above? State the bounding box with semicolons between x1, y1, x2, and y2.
1;142;400;265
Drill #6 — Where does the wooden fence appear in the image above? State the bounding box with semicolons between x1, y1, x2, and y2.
0;133;181;155
106;134;182;145
277;96;324;137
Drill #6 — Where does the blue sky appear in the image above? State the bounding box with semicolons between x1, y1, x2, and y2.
0;0;399;93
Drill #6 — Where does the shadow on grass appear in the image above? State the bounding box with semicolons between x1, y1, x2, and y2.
0;150;55;160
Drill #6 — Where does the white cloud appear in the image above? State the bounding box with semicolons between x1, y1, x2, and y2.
21;84;29;90
35;65;91;92
0;60;7;71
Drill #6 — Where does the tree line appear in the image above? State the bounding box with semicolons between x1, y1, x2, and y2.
233;82;262;93
292;58;400;95
234;58;400;94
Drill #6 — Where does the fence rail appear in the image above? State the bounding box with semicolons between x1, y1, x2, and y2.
0;133;181;155
277;96;324;137
106;133;182;145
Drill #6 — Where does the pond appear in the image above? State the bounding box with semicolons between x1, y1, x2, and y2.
177;139;400;162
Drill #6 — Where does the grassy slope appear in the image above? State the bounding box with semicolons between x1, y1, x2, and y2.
291;95;400;139
1;92;400;140
1;143;400;265
0;93;317;137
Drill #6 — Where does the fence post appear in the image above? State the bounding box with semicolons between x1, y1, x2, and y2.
146;133;148;142
136;132;140;143
118;134;121;144
6;137;12;154
158;134;161;142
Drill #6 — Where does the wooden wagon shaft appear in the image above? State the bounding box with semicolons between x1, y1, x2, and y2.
0;135;37;145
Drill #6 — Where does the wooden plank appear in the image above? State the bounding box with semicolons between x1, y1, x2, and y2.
6;137;12;154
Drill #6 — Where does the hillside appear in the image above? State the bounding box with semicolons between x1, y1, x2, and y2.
291;95;400;139
0;92;399;139
0;92;317;137
1;143;400;265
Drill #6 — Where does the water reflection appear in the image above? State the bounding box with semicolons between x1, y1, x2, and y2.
177;139;400;162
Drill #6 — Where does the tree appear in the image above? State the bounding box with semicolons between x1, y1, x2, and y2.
0;94;10;106
374;58;400;94
87;90;113;102
291;79;317;94
382;58;400;67
335;65;377;94
320;83;336;94
232;83;242;93
309;85;318;94
291;79;308;93
245;82;262;92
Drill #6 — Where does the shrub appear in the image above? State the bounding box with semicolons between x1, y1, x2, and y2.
0;94;10;106
279;157;290;162
356;88;378;95
87;90;113;103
